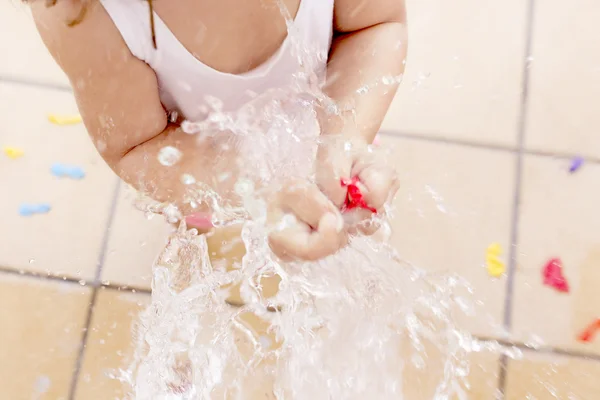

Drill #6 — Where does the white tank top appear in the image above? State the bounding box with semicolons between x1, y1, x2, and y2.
99;0;335;122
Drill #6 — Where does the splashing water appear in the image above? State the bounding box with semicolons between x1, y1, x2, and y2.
118;4;492;399
158;146;184;167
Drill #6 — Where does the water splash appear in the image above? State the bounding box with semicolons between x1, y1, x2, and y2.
115;3;497;399
158;146;183;167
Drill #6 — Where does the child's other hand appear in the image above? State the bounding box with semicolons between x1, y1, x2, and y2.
267;179;347;261
316;137;399;234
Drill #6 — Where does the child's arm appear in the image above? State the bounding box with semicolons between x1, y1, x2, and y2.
31;1;235;216
31;1;346;261
314;0;406;221
319;0;408;143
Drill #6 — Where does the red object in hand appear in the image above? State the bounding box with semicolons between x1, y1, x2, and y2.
340;177;377;213
577;319;600;343
542;258;570;293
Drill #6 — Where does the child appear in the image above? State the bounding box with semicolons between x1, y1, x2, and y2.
29;0;406;262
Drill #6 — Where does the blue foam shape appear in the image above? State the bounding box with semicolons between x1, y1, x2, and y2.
51;163;85;179
19;203;51;217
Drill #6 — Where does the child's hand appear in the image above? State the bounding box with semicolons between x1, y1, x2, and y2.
316;137;399;233
267;179;347;261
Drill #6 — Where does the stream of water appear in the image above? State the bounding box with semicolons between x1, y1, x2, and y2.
118;3;497;398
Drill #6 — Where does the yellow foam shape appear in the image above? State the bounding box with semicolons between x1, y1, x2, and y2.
47;114;82;125
485;242;505;278
3;147;24;159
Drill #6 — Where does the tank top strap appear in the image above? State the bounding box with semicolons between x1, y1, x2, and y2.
99;0;157;65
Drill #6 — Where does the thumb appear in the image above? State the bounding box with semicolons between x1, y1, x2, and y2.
356;165;399;210
316;157;352;208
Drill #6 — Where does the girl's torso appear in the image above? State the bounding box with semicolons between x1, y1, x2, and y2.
99;0;335;121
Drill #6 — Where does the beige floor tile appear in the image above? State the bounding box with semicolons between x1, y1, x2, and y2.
401;346;500;399
511;155;600;355
0;273;92;400
505;351;600;399
0;2;69;86
384;135;514;337
525;0;600;158
74;288;150;400
0;82;117;280
381;0;526;146
102;184;172;290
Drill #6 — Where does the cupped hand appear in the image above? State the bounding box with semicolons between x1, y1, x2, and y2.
267;179;347;262
316;137;399;233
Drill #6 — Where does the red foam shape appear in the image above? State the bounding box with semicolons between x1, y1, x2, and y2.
542;258;570;293
577;319;600;343
340;177;377;213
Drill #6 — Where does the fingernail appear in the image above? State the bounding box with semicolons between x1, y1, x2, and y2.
185;213;213;229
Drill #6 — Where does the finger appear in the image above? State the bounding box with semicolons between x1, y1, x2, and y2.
343;209;381;236
316;146;352;208
355;165;399;210
280;182;343;229
357;218;382;236
269;213;347;261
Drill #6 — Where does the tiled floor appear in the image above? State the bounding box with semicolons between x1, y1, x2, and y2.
1;0;600;398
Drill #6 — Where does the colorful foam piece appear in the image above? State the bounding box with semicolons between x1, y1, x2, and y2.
485;243;505;277
569;156;584;173
47;114;82;125
19;203;51;217
340;176;377;213
542;258;570;293
50;163;85;179
578;319;600;343
2;147;24;159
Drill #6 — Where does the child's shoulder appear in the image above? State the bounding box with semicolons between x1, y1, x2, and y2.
29;1;129;77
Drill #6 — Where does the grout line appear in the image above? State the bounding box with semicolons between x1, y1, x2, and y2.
1;72;599;166
378;129;517;154
0;75;73;92
497;354;509;398
503;0;537;342
498;0;537;395
525;148;600;163
94;180;122;282
475;336;600;363
68;179;121;400
0;265;151;294
2;73;599;164
379;129;600;164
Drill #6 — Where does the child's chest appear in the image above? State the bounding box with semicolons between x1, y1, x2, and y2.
154;0;303;75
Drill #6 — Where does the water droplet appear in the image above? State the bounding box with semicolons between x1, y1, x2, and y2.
180;174;196;185
217;172;231;182
259;335;272;349
158;146;182;167
96;139;107;153
234;179;254;196
34;376;51;394
78;280;86;286
29;258;36;264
